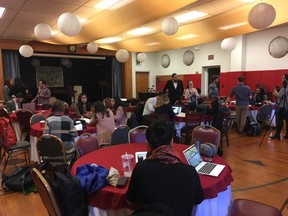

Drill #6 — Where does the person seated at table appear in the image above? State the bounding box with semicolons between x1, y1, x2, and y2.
252;87;268;105
126;119;203;216
142;92;162;124
111;96;126;127
103;97;113;109
5;92;24;113
75;93;92;119
43;99;78;153
31;79;51;107
184;80;199;111
89;101;116;145
154;94;175;121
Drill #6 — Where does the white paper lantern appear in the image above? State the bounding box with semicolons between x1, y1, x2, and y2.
221;38;237;51
116;49;129;63
87;42;98;54
248;3;276;29
34;23;52;40
137;53;147;63
19;45;33;58
162;17;179;36
31;58;40;67
57;12;82;36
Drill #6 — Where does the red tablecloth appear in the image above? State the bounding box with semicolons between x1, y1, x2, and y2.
30;122;97;138
125;106;136;112
71;143;233;210
10;109;51;122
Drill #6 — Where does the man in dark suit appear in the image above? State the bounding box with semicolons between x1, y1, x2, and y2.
5;93;24;113
163;73;184;105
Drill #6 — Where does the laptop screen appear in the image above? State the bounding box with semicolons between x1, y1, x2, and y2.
183;144;202;167
172;106;182;114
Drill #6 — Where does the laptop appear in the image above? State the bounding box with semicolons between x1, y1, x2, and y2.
22;103;36;112
135;151;147;163
183;144;225;177
172;106;182;114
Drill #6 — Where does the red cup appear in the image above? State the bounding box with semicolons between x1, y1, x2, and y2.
40;120;45;128
38;104;43;110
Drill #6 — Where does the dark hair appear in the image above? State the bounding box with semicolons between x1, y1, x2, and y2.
146;120;173;149
77;93;91;114
186;80;193;89
172;73;177;78
211;75;219;82
51;100;65;113
39;79;46;85
238;76;244;82
16;93;24;98
112;96;122;114
283;74;288;88
93;101;109;118
4;78;13;89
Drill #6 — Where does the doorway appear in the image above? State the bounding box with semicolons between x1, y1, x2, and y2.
202;66;220;95
136;72;149;98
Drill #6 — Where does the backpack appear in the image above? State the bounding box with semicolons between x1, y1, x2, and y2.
0;117;17;147
46;169;88;216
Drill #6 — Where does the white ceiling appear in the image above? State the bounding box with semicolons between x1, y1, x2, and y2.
0;0;287;52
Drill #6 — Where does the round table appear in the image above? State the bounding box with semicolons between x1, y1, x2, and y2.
71;143;233;215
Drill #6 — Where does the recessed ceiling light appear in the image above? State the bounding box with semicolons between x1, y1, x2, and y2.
95;0;134;10
241;0;257;2
0;7;6;19
127;27;155;35
145;42;160;46
97;37;121;44
176;34;198;40
218;22;247;30
175;11;207;23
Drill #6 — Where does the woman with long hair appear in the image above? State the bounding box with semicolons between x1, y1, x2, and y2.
9;76;27;98
75;93;92;118
184;80;199;111
154;94;175;120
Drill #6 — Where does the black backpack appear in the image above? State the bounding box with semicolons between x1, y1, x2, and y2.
46;169;88;216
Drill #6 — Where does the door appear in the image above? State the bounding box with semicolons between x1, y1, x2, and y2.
136;72;149;98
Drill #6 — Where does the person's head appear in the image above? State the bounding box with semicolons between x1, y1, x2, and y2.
93;101;108;116
15;93;24;103
186;80;194;88
13;76;24;86
78;93;87;104
103;98;113;109
282;74;288;88
237;76;244;83
172;73;178;82
146;119;173;149
38;79;46;88
4;78;13;89
51;100;65;113
211;76;219;83
155;92;163;100
156;94;170;108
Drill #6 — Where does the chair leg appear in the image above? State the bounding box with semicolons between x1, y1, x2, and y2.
226;132;229;147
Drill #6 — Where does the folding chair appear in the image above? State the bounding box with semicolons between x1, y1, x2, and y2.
111;125;130;145
75;133;99;157
128;125;148;143
191;124;220;150
15;109;33;141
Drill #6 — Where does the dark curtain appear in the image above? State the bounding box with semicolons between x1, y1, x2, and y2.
2;50;20;81
111;57;123;97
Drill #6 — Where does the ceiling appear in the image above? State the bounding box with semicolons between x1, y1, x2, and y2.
0;0;287;53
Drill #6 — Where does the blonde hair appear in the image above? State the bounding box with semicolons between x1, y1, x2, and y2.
155;94;170;108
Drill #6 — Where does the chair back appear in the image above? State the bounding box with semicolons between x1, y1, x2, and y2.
31;168;62;216
36;134;69;163
257;104;273;122
185;111;203;127
128;125;148;143
30;113;46;125
111;125;130;145
230;199;282;216
0;108;11;121
75;133;99;157
191;125;220;149
16;109;33;129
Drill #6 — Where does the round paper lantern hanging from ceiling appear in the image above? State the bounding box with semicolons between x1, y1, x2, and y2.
221;38;237;51
248;3;276;29
34;23;52;40
19;45;33;58
116;49;129;63
162;17;179;36
87;42;98;54
268;36;288;58
57;12;82;36
137;53;147;63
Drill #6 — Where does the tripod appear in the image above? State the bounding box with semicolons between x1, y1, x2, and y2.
259;89;286;147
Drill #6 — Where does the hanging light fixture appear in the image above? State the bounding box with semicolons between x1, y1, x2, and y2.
162;17;179;36
19;45;33;58
221;38;237;51
34;23;52;40
116;49;129;62
248;3;276;29
57;12;82;36
136;53;147;63
87;42;99;54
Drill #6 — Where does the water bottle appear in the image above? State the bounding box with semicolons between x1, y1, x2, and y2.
194;138;201;151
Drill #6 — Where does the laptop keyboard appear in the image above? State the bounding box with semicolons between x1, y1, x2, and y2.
198;162;217;174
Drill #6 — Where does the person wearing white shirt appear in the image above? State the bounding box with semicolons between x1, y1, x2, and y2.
142;93;162;116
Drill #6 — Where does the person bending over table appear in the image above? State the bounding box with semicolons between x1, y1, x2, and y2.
126;119;203;216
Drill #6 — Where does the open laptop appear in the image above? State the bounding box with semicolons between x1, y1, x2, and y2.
172;106;182;114
22;103;36;112
135;151;147;163
183;144;225;177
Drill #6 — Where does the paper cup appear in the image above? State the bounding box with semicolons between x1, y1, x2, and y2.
121;154;134;177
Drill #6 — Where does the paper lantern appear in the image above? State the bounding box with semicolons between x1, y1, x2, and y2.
221;38;237;51
116;49;129;62
34;23;52;40
162;17;179;36
248;3;276;29
57;12;82;36
137;53;147;63
19;45;33;58
268;36;288;58
31;58;40;67
87;42;98;54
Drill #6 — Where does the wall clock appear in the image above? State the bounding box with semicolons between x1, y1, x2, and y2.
161;54;170;68
68;45;76;53
183;50;194;66
268;36;288;58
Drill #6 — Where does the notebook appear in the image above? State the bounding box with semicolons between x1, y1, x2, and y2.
135;151;147;163
183;144;225;177
22;103;35;112
172;106;182;114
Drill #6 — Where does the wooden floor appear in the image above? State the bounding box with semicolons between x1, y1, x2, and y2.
0;128;287;216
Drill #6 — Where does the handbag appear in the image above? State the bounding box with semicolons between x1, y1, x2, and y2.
199;143;216;157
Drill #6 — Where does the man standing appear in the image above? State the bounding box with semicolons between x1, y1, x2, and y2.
225;76;252;133
32;79;51;106
5;93;24;113
163;73;184;105
208;75;220;100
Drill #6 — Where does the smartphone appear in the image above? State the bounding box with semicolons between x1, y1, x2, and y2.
116;176;129;188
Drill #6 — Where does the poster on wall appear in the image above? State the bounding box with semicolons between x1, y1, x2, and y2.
36;66;64;87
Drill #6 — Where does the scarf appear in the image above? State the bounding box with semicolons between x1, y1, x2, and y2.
146;145;182;164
